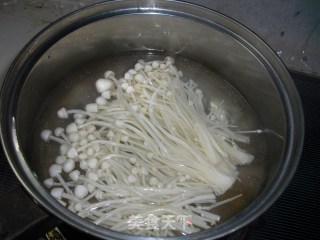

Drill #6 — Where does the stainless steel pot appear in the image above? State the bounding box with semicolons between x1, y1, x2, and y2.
0;0;304;239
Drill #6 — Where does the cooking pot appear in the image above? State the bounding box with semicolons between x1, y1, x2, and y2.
0;0;304;239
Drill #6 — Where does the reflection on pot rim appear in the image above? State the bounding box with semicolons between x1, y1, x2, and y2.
0;1;304;239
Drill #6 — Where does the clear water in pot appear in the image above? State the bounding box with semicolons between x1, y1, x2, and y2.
30;51;267;230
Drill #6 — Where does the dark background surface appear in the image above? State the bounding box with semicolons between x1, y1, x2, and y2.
1;1;320;239
1;0;320;79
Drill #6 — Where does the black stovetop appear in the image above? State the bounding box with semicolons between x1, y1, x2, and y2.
0;71;319;240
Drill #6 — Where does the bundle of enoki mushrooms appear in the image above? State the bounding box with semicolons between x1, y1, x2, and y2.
41;57;254;237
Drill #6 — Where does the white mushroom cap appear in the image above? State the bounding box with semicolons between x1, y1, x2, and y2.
152;61;159;69
57;108;68;119
134;63;143;71
63;159;75;173
103;71;115;79
49;164;62;177
126;86;135;94
96;96;107;106
67;147;78;159
54;127;65;137
96;78;113;93
85;103;98;113
43;178;54;188
144;65;152;73
74;202;83;212
87;183;95;193
50;187;64;199
66;123;78;134
134;74;146;83
59;144;69;156
74;185;88;198
40;129;52;142
124;72;133;81
68;132;80;143
87;172;99;181
55;155;67;165
87;158;98;169
101;91;111;100
69;170;80;182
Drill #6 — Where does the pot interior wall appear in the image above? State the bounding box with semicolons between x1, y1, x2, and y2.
16;13;285;226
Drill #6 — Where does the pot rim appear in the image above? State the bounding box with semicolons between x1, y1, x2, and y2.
0;0;304;239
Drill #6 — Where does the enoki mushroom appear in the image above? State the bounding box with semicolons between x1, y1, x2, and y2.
41;57;254;236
